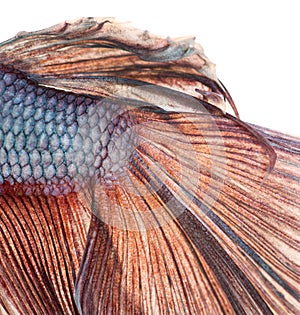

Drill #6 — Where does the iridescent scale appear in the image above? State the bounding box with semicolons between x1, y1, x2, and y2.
0;67;134;195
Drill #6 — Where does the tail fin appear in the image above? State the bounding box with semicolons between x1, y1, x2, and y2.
75;104;299;314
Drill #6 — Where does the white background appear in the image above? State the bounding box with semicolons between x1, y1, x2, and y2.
0;0;299;136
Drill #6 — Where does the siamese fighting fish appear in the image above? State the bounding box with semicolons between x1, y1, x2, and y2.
0;18;299;315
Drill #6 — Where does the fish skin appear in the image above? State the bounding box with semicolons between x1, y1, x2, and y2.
0;65;137;196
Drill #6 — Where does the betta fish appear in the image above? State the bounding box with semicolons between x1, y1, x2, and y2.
0;18;299;315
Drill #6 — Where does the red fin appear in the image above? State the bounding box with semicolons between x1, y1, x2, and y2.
0;18;232;113
0;193;90;314
75;106;299;314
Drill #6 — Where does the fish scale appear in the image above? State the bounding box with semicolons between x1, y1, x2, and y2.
0;66;134;195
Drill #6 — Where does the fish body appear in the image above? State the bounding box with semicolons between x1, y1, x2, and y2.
0;18;299;315
0;65;137;196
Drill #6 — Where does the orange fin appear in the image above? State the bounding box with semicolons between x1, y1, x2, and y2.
0;193;90;314
75;105;299;314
